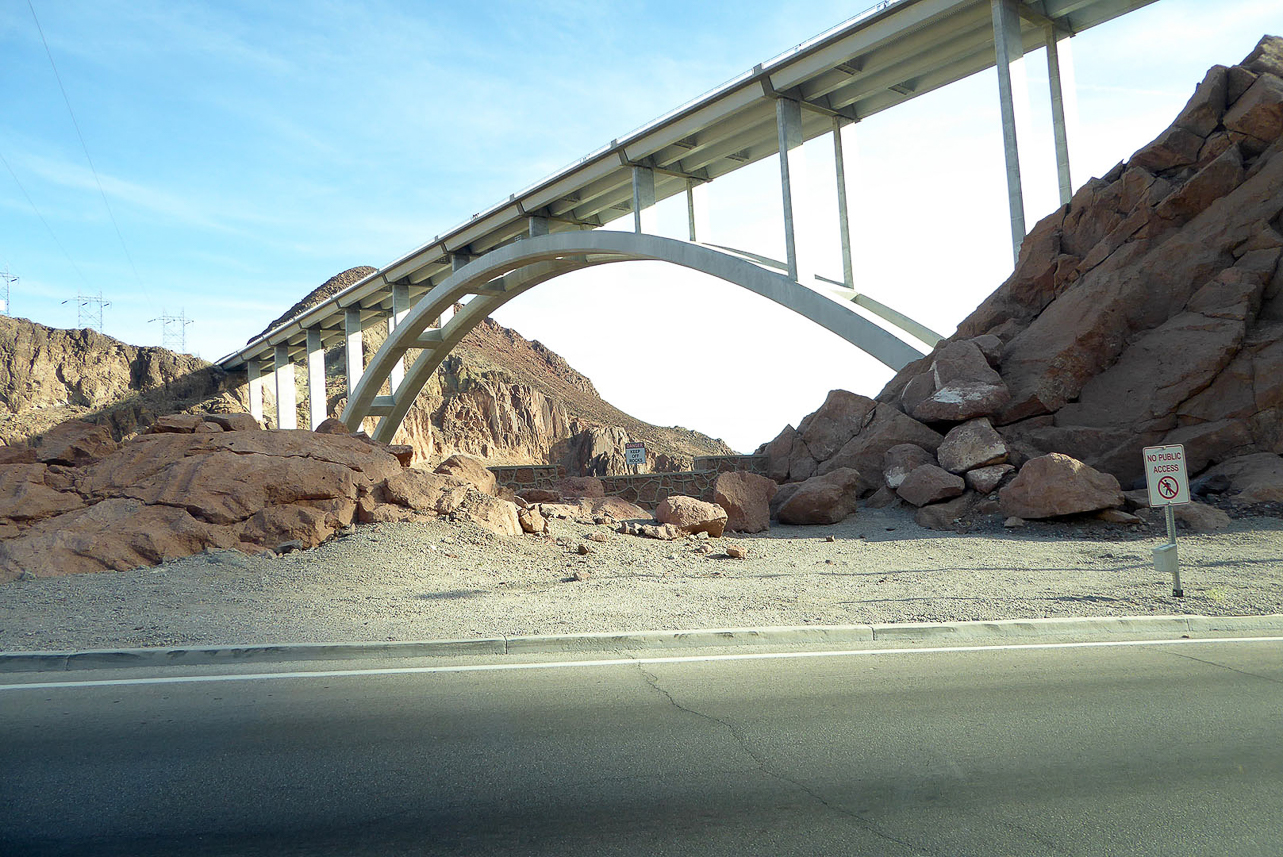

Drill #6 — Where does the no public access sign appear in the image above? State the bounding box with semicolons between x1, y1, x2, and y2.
1143;444;1190;507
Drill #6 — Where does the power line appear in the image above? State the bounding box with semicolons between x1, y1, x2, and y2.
0;266;16;316
27;0;150;302
0;148;91;287
149;308;195;353
62;291;110;332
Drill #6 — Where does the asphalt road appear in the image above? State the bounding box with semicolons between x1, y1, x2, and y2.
2;637;1281;856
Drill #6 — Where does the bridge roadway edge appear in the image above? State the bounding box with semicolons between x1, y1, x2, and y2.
3;614;1281;674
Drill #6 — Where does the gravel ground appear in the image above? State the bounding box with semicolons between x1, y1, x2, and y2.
2;505;1281;653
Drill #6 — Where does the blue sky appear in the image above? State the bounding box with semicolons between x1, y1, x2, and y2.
2;0;1279;452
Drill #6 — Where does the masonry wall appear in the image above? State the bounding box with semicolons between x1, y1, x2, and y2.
491;455;767;507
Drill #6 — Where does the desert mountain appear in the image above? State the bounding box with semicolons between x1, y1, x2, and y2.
1;285;733;475
253;267;734;473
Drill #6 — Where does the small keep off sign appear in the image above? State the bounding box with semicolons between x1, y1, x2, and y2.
624;442;646;466
1143;444;1190;507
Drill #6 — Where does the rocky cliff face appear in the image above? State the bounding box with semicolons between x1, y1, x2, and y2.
875;35;1283;486
0;316;236;447
762;37;1283;523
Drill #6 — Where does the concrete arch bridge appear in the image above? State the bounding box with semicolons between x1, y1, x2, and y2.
217;0;1157;438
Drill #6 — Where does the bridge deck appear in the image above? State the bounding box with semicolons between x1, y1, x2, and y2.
220;0;1156;370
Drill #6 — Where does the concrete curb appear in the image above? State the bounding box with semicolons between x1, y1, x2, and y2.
3;614;1281;674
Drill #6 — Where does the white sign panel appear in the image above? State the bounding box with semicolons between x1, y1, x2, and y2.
624;442;645;467
1143;444;1190;507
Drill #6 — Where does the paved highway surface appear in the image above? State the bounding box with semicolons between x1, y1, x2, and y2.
2;637;1280;855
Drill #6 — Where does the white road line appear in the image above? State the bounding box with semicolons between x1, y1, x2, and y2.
3;636;1280;692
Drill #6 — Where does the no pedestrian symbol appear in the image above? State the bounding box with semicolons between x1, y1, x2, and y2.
1143;444;1190;507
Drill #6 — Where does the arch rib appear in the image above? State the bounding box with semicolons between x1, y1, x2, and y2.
343;231;926;442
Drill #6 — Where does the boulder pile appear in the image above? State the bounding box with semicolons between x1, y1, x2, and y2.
762;37;1283;529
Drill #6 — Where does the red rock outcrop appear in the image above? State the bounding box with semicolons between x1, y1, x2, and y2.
713;471;777;533
762;37;1283;523
0;416;531;582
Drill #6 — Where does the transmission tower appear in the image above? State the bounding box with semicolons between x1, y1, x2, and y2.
0;267;15;316
150;308;194;353
62;291;110;331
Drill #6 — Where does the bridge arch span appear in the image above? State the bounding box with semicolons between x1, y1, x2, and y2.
342;230;925;443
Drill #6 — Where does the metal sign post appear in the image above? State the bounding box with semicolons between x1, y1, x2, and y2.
1142;444;1190;597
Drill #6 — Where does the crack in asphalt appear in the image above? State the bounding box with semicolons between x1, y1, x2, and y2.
635;662;934;855
1154;646;1283;684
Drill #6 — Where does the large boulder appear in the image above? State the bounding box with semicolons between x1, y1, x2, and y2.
33;420;117;467
882;443;935;490
1199;452;1283;503
907;340;1012;422
936;418;1008;474
656;495;728;538
775;468;862;525
713;471;778;533
895;464;965;508
433;454;497;496
999;453;1125;519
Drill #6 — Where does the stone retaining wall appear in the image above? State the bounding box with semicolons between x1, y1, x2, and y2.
490;455;767;508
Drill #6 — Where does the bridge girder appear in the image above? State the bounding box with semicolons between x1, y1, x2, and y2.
341;231;927;443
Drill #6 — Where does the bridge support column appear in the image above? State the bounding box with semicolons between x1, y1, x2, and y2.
247;359;264;425
273;344;297;430
631;166;658;234
306;328;326;430
991;0;1032;265
1046;26;1078;205
389;284;410;395
776;97;818;286
344;308;363;405
832;117;855;289
685;179;710;243
528;216;549;238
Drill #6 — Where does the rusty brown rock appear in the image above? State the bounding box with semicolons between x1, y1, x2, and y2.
517;505;547;534
586;496;650;522
999;453;1124;519
0;498;235;582
937;419;1008;474
965;463;1015;495
914;493;979;532
1200;452;1283;503
1173;502;1231;532
34;420;118;467
797;390;876;462
895;465;965;508
775;468;861;525
713;471;778;533
205;413;261;432
816;400;944;493
147;413;204;434
313;417;350;435
1223;71;1283;148
0;463;85;523
882;443;936;490
656;495;728;538
434;454;497;496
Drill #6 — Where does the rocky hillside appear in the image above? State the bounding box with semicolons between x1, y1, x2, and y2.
761;36;1283;524
258;268;734;474
0;316;239;447
0;273;732;476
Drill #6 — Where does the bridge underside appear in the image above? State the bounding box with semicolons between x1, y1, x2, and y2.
220;0;1158;436
341;232;930;443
